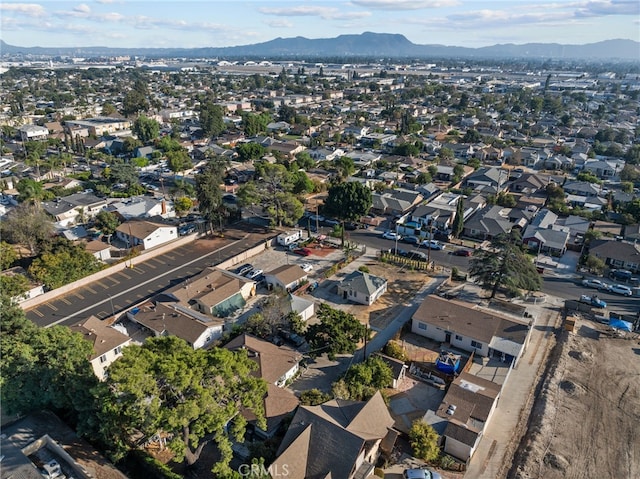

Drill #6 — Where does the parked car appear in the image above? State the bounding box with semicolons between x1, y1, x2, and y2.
452;248;471;256
409;250;428;261
609;269;633;281
300;262;314;272
344;222;358;231
582;278;608;289
579;294;607;308
234;263;254;276
390;247;408;257
401;235;420;245
403;468;442;479
246;269;264;279
293;247;312;256
382;231;401;240
323;218;340;226
597;282;614;292
422;240;445;250
610;284;633;296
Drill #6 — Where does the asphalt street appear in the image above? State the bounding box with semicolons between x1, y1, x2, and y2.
26;225;276;328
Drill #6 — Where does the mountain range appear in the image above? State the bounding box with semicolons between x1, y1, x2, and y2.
1;33;639;61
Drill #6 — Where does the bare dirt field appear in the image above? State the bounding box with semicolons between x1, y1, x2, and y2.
509;316;640;479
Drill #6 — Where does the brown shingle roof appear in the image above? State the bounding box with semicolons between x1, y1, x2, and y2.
413;295;529;346
267;264;308;286
165;267;254;309
115;220;171;239
70;315;131;360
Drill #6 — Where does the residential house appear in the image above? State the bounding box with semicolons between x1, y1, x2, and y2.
65;117;131;136
308;147;345;162
583;159;623;179
18;124;49;141
337;270;388;306
114;220;177;250
225;334;302;438
522;209;570;256
557;215;591;248
563;181;600;198
436;372;501;462
267;140;306;158
622;224;640;243
42;193;108;228
164;267;256;318
133;146;155;159
404;192;483;236
343;125;370;138
371;189;423;217
1;411;129;479
266;121;291;134
360;132;397;147
1;266;44;303
463;167;507;194
508;173;550;195
85;240;112;262
127;301;225;349
70;315;131;380
270;391;397;479
588;239;640;273
345;150;381;168
412;295;531;366
462;205;522;241
592;220;623;238
107;197;174;220
265;265;309;292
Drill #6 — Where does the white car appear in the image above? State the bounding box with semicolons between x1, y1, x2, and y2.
300;263;314;272
422;239;445;250
382;231;401;240
610;284;633;296
582;278;607;289
246;269;264;279
403;469;442;479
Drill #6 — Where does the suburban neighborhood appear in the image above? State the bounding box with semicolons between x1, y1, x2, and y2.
1;47;639;479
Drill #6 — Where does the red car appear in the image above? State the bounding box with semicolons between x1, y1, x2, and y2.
293;247;312;256
453;248;472;257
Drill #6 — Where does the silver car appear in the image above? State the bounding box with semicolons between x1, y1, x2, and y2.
403;468;442;479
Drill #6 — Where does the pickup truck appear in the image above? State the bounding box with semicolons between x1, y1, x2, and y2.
579;294;607;309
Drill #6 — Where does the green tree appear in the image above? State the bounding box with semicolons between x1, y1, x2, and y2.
323;181;373;245
291;170;314;194
383;341;407;361
236;143;266;162
305;304;367;359
28;239;103;289
335;156;355;179
99;336;267;473
1;203;54;256
195;159;226;234
174;196;194;217
409;420;440;462
16;178;44;204
576;170;602;184
332;356;393;401
109;162;138;188
0;241;18;270
451;197;465;238
469;232;542;298
299;389;331;406
122;89;148;117
133;115;160;143
584;254;605;275
199;101;225;138
463;129;481;143
166;149;192;177
94;210;121;243
0;306;99;428
0;274;30;299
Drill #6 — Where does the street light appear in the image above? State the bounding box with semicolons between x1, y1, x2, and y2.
107;294;115;318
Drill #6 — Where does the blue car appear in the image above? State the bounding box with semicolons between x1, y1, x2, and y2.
580;294;607;308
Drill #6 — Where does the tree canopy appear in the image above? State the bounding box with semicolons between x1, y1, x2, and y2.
195;159;227;234
322;181;372;244
99;336;267;474
94;210;121;240
332;356;393;401
1;203;54;256
409;420;440;462
469;232;542;298
133;115;160;143
199;101;225;138
305;304;367;359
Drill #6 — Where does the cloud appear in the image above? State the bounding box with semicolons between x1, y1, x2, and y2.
350;0;460;10
575;0;639;17
259;5;370;20
74;4;91;14
0;3;46;17
266;19;294;28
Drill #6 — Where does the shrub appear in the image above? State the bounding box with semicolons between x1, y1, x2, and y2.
358;265;370;273
409;420;440;463
300;388;331;406
374;467;385;477
383;341;407;361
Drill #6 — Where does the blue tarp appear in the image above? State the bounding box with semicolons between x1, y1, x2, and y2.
609;319;633;332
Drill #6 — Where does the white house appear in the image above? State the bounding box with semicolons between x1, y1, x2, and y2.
85;240;112;262
1;266;44;303
18;124;49;141
265;265;309;291
41;193;108;228
70;315;131;380
115;220;177;251
336;270;388;305
412;295;531;366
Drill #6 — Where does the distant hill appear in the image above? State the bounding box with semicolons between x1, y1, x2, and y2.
1;33;639;61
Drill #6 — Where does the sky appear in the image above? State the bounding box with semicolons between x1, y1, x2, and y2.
1;0;639;49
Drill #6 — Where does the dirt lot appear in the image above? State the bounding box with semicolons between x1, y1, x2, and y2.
509;316;640;479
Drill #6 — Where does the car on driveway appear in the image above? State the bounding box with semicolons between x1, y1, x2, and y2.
300;262;313;272
610;284;633;296
246;269;264;279
582;278;608;289
293;247;312;256
452;248;471;256
579;294;607;308
234;263;254;276
382;231;402;240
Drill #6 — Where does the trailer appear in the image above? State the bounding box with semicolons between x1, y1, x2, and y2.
276;230;303;247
